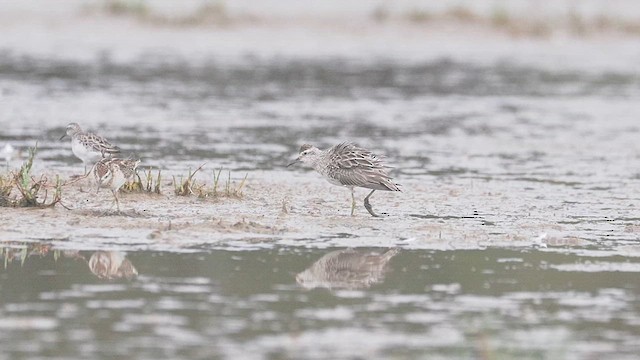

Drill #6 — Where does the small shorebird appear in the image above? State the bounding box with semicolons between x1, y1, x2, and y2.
287;142;401;217
60;123;121;173
296;248;399;290
93;158;140;212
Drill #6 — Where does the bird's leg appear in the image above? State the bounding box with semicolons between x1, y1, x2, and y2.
112;189;120;213
80;163;93;186
363;189;382;217
350;187;356;216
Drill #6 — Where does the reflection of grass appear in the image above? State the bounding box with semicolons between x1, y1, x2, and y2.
1;144;63;208
0;242;59;269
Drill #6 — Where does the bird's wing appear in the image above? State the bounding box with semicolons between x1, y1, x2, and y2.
79;133;121;155
328;142;386;170
326;143;396;189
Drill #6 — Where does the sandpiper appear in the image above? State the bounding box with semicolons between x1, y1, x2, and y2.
287;142;401;217
93;158;140;212
296;248;399;290
60;123;121;173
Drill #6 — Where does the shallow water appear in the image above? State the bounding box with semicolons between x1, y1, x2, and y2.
1;242;639;359
2;43;640;358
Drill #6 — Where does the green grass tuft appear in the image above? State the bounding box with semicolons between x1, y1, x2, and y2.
123;167;162;194
1;144;63;208
198;168;247;199
174;164;205;196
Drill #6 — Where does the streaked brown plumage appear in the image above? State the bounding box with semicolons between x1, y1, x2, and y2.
93;158;139;212
60;122;121;173
287;142;401;217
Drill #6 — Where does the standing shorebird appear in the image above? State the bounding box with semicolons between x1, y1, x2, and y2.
287;142;401;217
60;123;121;174
93;158;140;212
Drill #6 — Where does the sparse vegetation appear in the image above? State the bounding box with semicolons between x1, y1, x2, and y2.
123;167;162;194
406;9;431;24
173;164;205;196
103;0;149;18
199;168;247;199
447;6;476;23
0;144;63;208
88;1;640;37
395;6;640;38
96;0;231;26
171;165;247;199
171;2;229;26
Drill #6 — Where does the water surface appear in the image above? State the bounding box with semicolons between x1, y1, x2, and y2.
2;45;640;359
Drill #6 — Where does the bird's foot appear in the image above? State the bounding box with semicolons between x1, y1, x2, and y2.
364;202;382;218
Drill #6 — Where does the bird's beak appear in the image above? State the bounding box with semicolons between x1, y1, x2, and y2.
59;134;67;141
287;157;301;167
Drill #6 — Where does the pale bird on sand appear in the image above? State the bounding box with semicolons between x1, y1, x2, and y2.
93;158;139;213
288;142;401;217
61;122;121;174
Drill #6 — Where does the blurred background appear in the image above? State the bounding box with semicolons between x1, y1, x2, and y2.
1;1;640;359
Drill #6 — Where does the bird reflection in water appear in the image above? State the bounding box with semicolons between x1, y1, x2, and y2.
296;248;399;290
88;251;138;280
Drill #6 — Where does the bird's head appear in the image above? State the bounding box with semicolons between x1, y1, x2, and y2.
287;144;321;167
60;122;82;140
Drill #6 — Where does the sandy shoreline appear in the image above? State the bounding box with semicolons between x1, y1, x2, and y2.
2;166;635;254
1;1;639;254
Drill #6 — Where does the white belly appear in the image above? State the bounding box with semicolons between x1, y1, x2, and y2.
71;139;102;165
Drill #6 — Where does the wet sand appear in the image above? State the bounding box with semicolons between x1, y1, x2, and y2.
3;165;638;255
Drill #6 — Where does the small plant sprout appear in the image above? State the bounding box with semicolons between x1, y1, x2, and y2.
123;167;162;194
198;168;247;199
174;163;206;196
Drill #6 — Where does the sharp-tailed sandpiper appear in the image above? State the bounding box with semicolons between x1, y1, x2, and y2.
288;142;401;217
